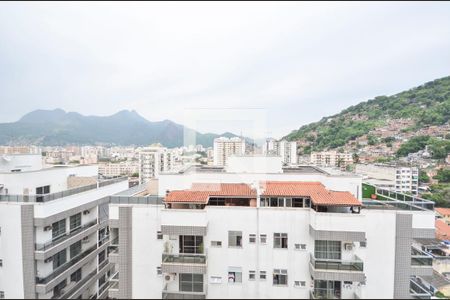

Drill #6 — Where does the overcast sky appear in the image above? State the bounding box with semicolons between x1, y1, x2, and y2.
1;2;450;139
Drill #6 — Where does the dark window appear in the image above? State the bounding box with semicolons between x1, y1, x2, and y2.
228;231;242;247
70;213;81;232
179;273;203;292
274;233;288;249
53;279;67;298
273;269;288;286
53;249;67;269
70;241;82;259
98;250;106;263
52;219;66;240
315;240;341;259
70;268;82;282
179;236;203;254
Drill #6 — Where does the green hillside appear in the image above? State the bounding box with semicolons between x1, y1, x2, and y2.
284;76;450;152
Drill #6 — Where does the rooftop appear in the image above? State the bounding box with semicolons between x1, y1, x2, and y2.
436;207;450;217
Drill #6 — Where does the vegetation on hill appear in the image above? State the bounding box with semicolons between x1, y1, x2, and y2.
285;76;450;151
422;168;450;207
396;136;450;158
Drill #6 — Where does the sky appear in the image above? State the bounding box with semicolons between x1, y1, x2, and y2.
1;1;450;139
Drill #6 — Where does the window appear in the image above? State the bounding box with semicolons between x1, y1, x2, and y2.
53;279;67;298
360;241;367;248
210;276;222;284
53;249;67;269
70;241;82;259
69;213;81;232
295;281;305;288
180;273;204;292
228;231;243;247
249;234;256;244
157;231;163;240
273;269;288;286
0;291;4;299
211;241;222;247
98;250;106;264
157;266;162;276
228;267;242;283
249;270;256;280
315;240;341;259
179;235;204;254
292;198;304;207
36;185;50;202
274;233;288;249
70;268;82;282
260;271;267;280
260;234;267;244
344;281;353;285
0;259;2;267
295;243;306;250
52;219;66;240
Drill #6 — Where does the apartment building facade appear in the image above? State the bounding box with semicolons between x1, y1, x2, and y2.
355;164;419;195
138;146;174;184
310;151;353;170
213;137;246;167
262;139;298;165
0;158;128;299
99;161;139;178
107;157;435;299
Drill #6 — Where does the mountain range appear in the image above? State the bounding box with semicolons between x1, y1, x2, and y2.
284;75;450;152
0;109;241;148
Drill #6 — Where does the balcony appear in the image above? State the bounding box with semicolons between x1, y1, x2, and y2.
310;290;340;299
309;254;365;282
309;212;366;242
410;277;432;299
162;283;206;299
35;219;98;252
161;253;207;274
411;247;433;276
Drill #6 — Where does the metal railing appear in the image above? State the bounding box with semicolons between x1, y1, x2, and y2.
411;247;433;267
162;283;206;299
36;244;98;285
0;177;127;203
59;269;97;299
310;253;364;272
98;235;110;247
162;253;207;265
109;195;164;205
98;281;110;297
410;277;432;299
35;219;98;251
310;290;341;299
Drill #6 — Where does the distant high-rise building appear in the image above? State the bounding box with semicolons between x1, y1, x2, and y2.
139;146;174;183
213;137;246;166
262;139;297;165
310;151;353;170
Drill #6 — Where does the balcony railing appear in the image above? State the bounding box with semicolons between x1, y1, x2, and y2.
310;254;364;272
59;269;97;299
410;277;432;299
36;244;98;285
98;281;110;297
162;253;206;265
162;283;206;299
411;247;433;267
310;290;341;299
0;177;127;203
35;219;98;251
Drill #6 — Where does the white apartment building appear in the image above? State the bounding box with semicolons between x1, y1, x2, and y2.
139;146;174;184
213;137;246;166
0;156;128;299
355;164;419;195
310;151;353;170
262;139;298;165
107;156;435;299
99;161;139;178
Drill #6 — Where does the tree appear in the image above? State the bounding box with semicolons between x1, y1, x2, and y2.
419;170;430;183
396;136;430;157
352;153;360;163
434;168;450;183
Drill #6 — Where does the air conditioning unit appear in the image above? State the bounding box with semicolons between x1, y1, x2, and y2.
83;210;90;215
82;237;90;243
44;226;52;231
164;273;176;282
44;257;53;263
344;243;354;251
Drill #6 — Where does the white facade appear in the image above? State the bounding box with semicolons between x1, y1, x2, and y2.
0;154;42;172
0;164;128;299
310;151;353;170
138;146;174;184
355;164;419;195
213;137;246;166
99;161;139;178
262;139;298;165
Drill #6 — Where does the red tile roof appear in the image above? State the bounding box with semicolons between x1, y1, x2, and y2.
436;208;450;217
260;181;361;206
166;183;256;204
436;219;450;241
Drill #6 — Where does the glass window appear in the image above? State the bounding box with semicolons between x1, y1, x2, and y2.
249;234;256;243
180;273;204;292
53;249;67;269
228;231;243;247
157;231;163;240
70;241;82;259
273;269;288;286
52;219;66;240
157;266;162;276
260;271;266;280
249;270;256;280
260;234;267;244
211;241;222;247
98;249;106;263
274;233;288;249
292;198;304;207
69;213;81;232
70;268;82;282
228;270;242;283
314;240;341;259
53;279;67;298
179;235;203;254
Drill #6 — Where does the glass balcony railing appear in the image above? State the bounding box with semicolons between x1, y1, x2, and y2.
59;269;97;299
410;277;432;299
162;283;206;299
411;247;433;267
35;219;98;251
310;290;341;299
0;177;127;203
310;254;364;272
36;244;98;285
162;253;206;265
